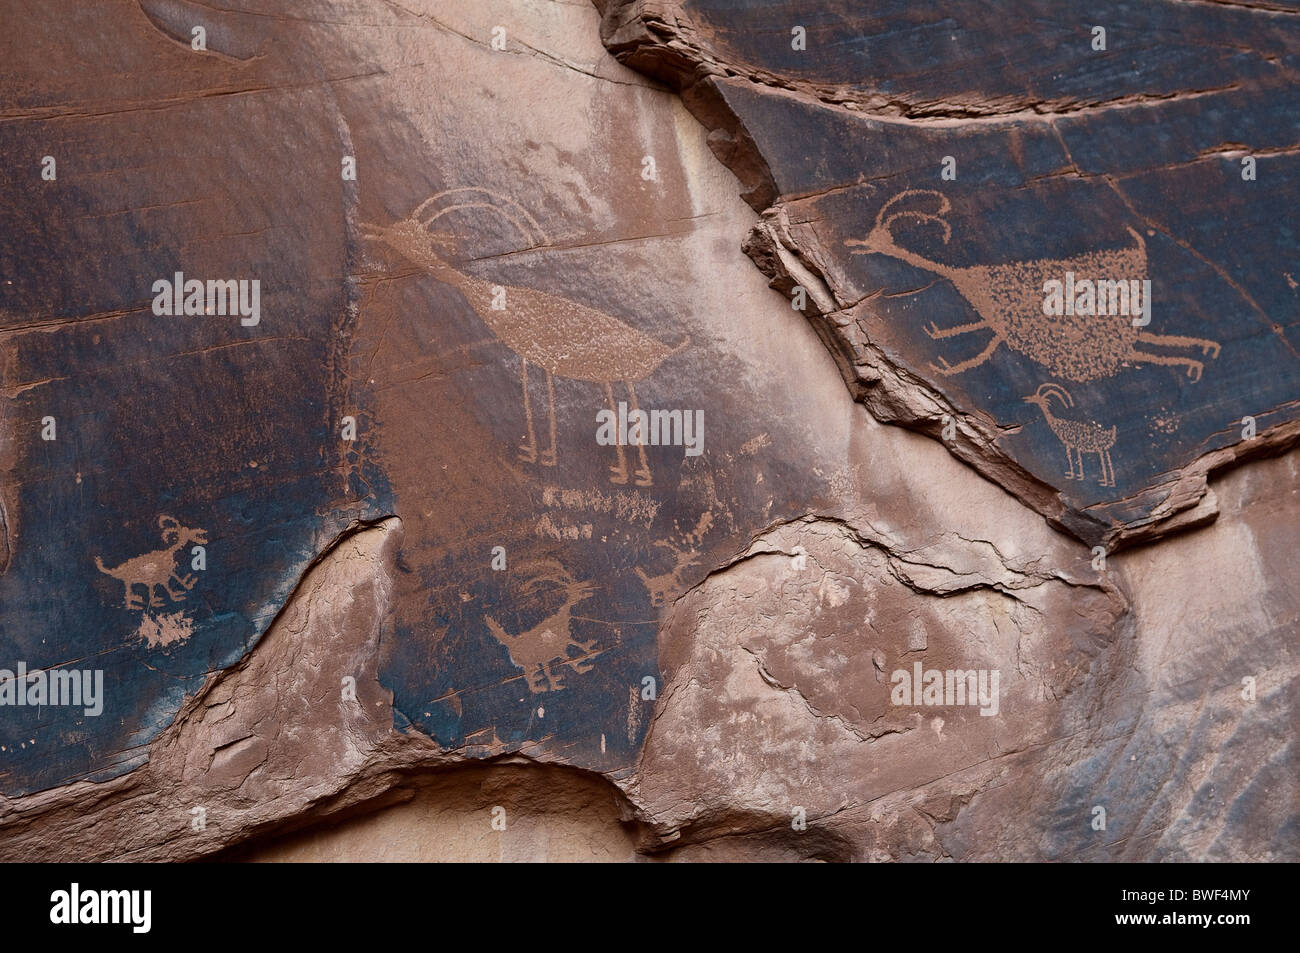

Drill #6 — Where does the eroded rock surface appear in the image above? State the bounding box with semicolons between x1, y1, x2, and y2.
0;0;1294;862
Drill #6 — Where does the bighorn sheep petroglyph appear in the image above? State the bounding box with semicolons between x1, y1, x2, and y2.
845;190;1220;381
635;540;700;608
1024;383;1118;487
94;516;208;610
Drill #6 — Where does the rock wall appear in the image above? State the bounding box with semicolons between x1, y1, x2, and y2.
0;0;1294;861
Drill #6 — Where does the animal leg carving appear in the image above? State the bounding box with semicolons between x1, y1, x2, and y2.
1126;347;1205;381
124;584;144;611
924;318;990;340
626;381;652;487
1136;332;1220;357
931;336;1002;376
540;368;558;467
604;380;629;485
1064;446;1076;479
518;360;538;463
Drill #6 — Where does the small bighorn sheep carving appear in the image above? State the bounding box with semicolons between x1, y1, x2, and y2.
1024;383;1118;487
634;511;712;607
95;516;208;610
635;540;701;608
484;564;600;693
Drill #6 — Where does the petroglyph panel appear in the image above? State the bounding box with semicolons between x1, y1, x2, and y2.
599;0;1300;546
0;0;866;800
0;0;1293;866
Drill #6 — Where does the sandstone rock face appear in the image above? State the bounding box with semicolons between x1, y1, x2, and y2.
0;0;1294;862
598;0;1300;547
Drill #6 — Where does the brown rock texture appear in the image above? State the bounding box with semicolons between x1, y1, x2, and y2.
0;0;1294;862
596;0;1300;548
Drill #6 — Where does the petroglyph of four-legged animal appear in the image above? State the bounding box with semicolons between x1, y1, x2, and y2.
363;188;688;487
1023;384;1118;487
846;190;1221;382
95;516;207;610
484;563;600;693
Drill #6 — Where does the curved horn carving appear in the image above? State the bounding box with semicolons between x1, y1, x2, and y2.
1037;383;1074;407
414;188;549;248
875;189;951;232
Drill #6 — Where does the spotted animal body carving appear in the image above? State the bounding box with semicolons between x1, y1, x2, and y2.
846;191;1221;381
362;188;689;486
1024;383;1118;487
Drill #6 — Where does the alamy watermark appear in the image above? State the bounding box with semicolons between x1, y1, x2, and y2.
151;272;260;326
890;662;1000;716
596;402;704;457
50;884;150;933
1043;273;1151;327
0;662;104;716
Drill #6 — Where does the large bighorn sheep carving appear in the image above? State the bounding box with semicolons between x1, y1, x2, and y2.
845;190;1220;382
362;188;689;486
